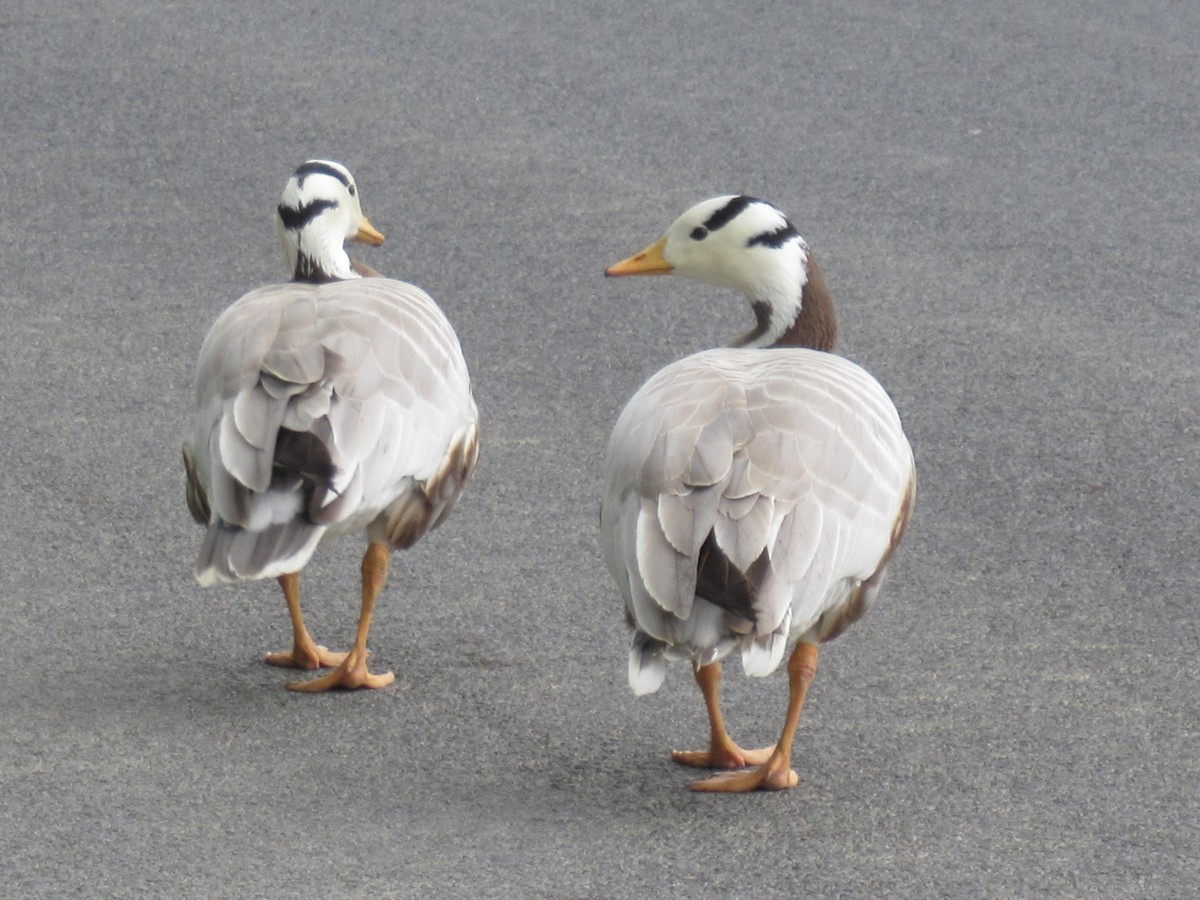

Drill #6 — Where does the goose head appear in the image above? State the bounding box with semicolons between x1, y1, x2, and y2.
606;195;835;350
275;159;385;283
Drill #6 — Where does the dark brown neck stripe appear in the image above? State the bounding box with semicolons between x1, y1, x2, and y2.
769;253;838;351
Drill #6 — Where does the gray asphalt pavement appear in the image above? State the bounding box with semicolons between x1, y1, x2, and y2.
3;1;1197;896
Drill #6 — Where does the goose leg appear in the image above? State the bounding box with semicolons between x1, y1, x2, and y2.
672;662;775;770
287;542;396;692
264;572;348;670
690;642;819;793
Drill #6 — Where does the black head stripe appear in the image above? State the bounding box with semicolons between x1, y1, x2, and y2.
278;198;337;231
747;222;801;249
293;161;351;189
702;195;755;232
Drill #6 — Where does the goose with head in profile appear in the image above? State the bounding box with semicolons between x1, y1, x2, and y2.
602;195;914;791
183;160;479;691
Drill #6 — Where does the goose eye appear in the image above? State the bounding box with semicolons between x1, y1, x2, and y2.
348;184;357;197
690;226;707;241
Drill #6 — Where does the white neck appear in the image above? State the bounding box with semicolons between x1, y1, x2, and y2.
732;242;809;348
278;221;361;283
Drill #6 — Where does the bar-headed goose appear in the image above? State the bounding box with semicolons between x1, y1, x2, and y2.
602;196;914;791
183;160;479;691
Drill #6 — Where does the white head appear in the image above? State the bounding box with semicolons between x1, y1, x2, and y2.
275;159;384;282
606;195;822;348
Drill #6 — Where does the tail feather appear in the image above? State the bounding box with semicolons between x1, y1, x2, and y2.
628;631;668;696
194;519;324;586
740;608;791;677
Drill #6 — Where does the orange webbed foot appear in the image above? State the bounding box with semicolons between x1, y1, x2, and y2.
265;644;349;671
285;649;394;692
688;756;799;793
671;741;775;770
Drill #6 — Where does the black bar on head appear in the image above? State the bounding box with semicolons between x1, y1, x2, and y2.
294;161;350;188
702;195;755;232
747;223;800;249
278;198;337;231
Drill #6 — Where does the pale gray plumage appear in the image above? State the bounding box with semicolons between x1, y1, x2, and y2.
604;347;912;691
184;161;478;589
601;196;914;697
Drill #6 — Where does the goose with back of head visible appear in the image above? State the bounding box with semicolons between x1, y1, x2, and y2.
183;160;479;691
602;195;914;791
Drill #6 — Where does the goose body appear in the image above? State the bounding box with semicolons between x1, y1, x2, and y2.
183;160;478;691
604;346;912;684
187;276;477;583
602;196;914;791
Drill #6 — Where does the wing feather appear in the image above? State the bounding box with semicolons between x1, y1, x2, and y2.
636;498;695;618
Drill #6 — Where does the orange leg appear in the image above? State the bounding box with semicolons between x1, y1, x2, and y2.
264;572;348;670
690;642;819;793
672;662;775;769
287;542;396;692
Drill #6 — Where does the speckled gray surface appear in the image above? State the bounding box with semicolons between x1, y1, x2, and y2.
2;1;1197;896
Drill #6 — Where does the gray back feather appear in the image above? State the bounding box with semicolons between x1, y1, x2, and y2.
186;277;478;585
